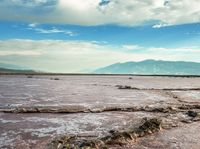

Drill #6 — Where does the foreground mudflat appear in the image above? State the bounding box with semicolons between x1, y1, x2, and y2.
0;75;200;149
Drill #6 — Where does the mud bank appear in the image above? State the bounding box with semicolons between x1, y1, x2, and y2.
47;106;200;148
116;85;200;91
1;102;200;114
0;75;200;148
48;118;162;149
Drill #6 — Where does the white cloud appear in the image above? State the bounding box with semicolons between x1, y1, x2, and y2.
185;32;200;35
2;0;55;7
0;0;200;26
152;23;170;28
27;26;76;36
28;23;38;28
0;50;41;56
0;39;199;72
122;44;141;50
148;47;200;53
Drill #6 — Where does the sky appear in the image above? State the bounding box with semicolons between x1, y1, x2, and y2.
0;0;200;72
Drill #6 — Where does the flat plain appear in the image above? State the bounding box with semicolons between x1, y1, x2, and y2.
0;75;200;149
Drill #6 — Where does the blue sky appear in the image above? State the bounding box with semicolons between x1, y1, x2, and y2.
0;0;200;72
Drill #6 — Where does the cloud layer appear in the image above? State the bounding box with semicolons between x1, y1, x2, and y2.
0;39;199;72
1;0;200;26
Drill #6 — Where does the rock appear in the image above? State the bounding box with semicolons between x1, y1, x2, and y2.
118;85;132;89
138;118;162;134
187;110;198;117
50;78;60;80
27;75;33;78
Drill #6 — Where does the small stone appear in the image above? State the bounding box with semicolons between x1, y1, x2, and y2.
50;78;60;80
57;143;63;149
187;110;198;117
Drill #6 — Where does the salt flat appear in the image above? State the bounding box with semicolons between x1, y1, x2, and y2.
0;75;200;149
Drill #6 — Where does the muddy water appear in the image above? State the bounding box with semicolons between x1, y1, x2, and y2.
0;75;200;149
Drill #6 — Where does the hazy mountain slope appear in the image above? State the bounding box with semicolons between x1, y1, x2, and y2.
0;68;35;73
94;60;200;75
0;63;35;73
0;63;29;70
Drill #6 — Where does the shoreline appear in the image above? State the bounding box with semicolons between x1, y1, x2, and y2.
0;73;200;77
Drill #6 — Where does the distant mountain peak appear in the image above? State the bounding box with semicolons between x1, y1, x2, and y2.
140;59;156;62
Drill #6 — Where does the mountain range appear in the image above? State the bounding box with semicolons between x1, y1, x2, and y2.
1;60;200;75
94;60;200;75
0;63;35;73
